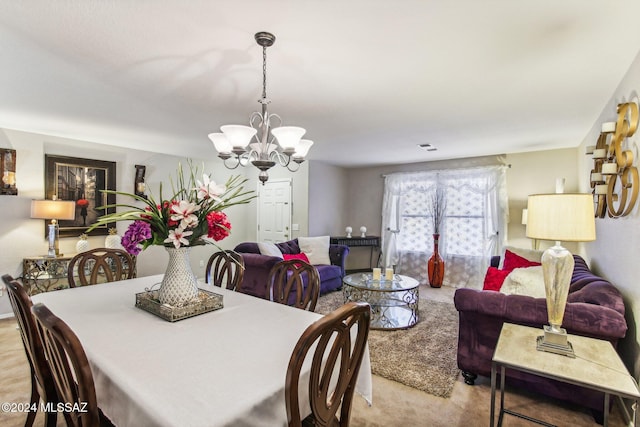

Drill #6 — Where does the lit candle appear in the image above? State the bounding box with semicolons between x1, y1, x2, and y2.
595;184;608;195
601;162;618;174
602;122;616;133
592;148;607;159
372;268;381;281
590;172;603;183
385;267;394;281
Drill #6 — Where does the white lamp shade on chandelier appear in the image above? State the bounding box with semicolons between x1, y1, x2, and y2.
209;32;313;184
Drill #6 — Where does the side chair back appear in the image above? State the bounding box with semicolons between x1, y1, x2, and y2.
205;250;244;290
2;274;58;427
67;248;135;288
266;260;320;312
31;303;101;427
286;302;371;427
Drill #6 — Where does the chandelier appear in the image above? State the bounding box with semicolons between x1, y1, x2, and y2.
209;32;313;184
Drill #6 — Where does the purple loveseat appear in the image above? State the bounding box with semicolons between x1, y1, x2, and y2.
233;239;349;299
454;254;627;419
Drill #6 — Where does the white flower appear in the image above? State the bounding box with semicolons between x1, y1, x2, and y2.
170;200;200;229
164;227;193;248
196;174;226;201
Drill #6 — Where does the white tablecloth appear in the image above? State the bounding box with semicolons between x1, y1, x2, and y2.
32;275;372;427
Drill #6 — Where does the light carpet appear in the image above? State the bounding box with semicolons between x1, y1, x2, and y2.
315;286;460;398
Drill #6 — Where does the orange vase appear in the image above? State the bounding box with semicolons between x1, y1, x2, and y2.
428;233;445;288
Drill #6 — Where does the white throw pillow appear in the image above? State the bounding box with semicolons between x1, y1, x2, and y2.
499;266;546;298
257;242;284;259
498;245;544;269
298;236;331;265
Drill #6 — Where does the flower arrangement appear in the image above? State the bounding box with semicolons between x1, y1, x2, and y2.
88;162;254;255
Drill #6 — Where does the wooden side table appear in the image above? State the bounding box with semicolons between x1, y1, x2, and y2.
491;323;639;427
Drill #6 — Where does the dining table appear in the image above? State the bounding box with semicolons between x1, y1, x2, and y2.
31;275;373;427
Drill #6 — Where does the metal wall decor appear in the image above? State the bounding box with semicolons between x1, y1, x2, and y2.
0;149;17;195
590;101;639;218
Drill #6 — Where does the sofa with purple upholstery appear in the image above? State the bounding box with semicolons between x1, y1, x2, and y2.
454;254;627;419
233;239;349;299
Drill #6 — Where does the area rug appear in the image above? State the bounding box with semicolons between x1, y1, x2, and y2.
315;287;460;398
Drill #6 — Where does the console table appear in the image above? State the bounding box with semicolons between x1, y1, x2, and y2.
22;254;136;296
330;236;380;272
22;255;74;295
491;323;639;427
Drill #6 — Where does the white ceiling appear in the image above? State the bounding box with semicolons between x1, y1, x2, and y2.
1;1;640;167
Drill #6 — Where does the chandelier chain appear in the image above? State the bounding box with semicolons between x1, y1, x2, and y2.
262;45;268;100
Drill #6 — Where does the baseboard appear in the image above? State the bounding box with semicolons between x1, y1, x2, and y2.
0;312;15;320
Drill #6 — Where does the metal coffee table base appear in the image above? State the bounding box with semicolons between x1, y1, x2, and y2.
342;275;419;330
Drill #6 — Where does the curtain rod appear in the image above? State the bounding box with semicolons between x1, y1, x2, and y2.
381;163;511;178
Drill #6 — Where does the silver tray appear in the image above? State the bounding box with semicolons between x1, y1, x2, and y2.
135;289;223;322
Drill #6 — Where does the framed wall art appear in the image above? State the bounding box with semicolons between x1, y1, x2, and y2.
44;155;117;237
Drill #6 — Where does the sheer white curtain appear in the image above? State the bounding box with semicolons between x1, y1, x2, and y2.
380;166;508;288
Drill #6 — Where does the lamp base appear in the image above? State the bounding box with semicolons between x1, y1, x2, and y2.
536;325;575;357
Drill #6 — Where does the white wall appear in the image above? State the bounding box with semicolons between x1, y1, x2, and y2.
0;128;255;316
504;148;580;254
308;161;348;237
578;49;640;378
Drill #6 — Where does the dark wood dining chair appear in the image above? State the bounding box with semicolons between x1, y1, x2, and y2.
285;302;371;427
67;248;135;288
2;274;59;427
205;250;244;291
31;302;103;427
266;259;321;311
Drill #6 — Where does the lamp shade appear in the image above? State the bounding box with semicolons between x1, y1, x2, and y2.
293;139;314;159
271;126;306;151
220;125;257;148
31;199;76;220
208;133;232;154
521;208;528;225
526;194;595;242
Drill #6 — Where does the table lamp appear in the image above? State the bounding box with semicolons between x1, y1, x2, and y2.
31;196;76;257
526;193;595;357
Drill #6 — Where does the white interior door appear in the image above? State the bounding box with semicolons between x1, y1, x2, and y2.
257;179;292;243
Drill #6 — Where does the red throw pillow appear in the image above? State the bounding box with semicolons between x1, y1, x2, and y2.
502;250;541;271
482;267;511;291
283;253;311;266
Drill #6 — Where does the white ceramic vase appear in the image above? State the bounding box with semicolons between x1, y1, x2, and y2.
158;247;199;306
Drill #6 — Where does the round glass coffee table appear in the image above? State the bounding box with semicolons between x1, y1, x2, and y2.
342;272;419;330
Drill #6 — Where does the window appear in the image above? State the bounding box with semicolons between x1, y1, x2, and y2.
381;166;508;288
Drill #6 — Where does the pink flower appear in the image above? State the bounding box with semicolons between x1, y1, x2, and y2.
206;211;231;241
196;174;226;201
164;227;193;248
170;200;200;229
